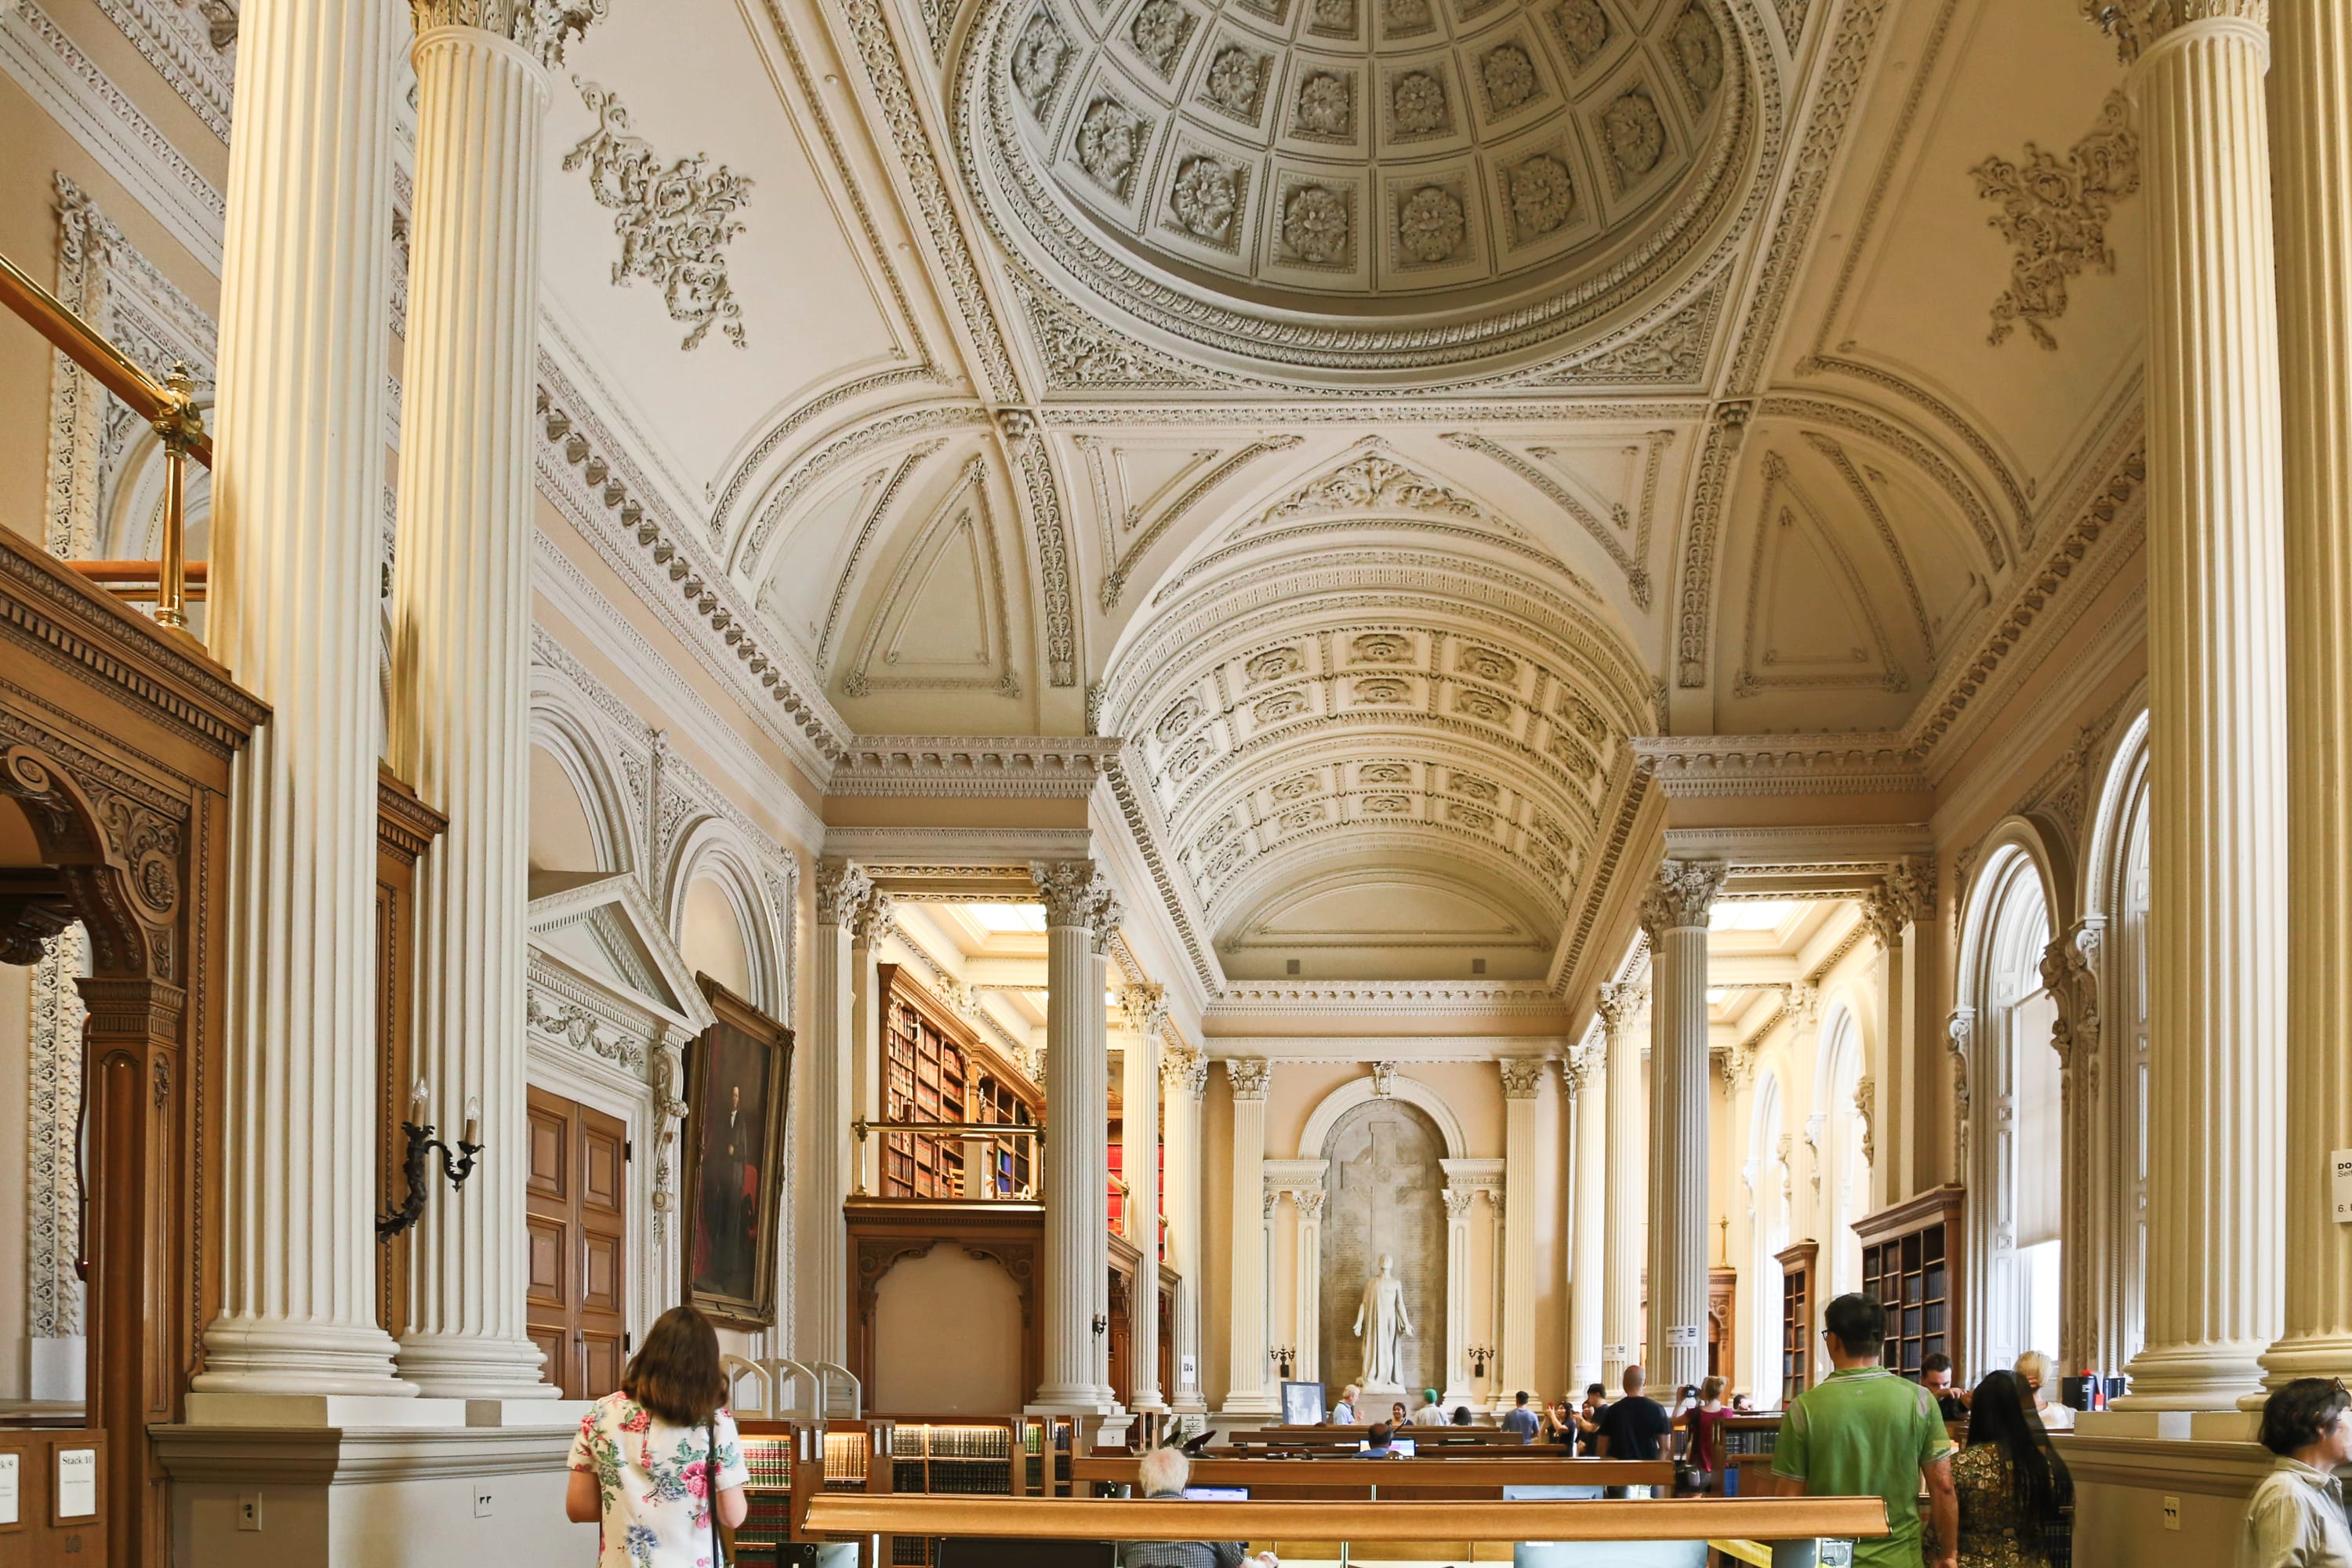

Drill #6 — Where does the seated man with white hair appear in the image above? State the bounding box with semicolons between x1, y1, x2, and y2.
1123;1448;1279;1568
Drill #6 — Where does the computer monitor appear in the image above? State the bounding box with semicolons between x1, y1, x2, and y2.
1358;1438;1417;1457
1181;1486;1249;1501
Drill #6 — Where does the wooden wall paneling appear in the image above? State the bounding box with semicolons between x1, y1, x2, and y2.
845;1199;1044;1411
525;1086;577;1396
579;1104;629;1397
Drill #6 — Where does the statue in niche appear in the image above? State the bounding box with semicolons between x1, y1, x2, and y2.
1352;1253;1415;1388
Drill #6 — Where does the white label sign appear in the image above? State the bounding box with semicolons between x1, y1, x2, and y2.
1179;1355;1197;1382
1667;1323;1704;1349
0;1453;17;1526
2334;1149;2352;1224
56;1447;96;1519
1602;1344;1630;1361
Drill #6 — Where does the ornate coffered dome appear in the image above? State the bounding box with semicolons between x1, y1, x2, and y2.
960;0;1752;376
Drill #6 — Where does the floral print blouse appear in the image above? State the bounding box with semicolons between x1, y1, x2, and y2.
1950;1443;2052;1566
569;1391;750;1568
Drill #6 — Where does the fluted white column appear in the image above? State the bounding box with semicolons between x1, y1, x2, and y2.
1598;982;1645;1389
388;6;583;1402
1220;1058;1278;1418
1029;862;1118;1412
194;0;408;1399
2259;0;2352;1396
1164;1051;1208;1413
1565;1048;1605;1393
2089;3;2288;1412
1497;1059;1543;1401
1122;985;1166;1412
848;893;893;1196
797;863;867;1367
1858;860;1933;1209
1643;861;1722;1392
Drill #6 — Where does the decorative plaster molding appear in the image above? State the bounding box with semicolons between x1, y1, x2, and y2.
1638;858;1726;938
27;926;86;1341
1439;431;1653;606
1497;1058;1546;1099
1225;1056;1272;1098
562;78;753;350
1097;434;1304;609
93;0;234;141
828;736;1122;796
1672;401;1749;688
2080;0;2266;65
815;859;877;927
1633;736;1923;797
0;2;224;272
1973;91;2138;352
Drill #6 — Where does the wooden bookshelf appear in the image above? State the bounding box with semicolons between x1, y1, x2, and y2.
1856;1185;1964;1380
1774;1240;1818;1404
877;965;1040;1200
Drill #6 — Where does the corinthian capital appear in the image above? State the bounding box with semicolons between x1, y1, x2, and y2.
1225;1056;1271;1100
815;858;874;927
1639;858;1726;938
1498;1058;1545;1100
1122;982;1169;1040
1862;854;1936;951
1595;981;1645;1040
2081;0;2267;66
410;0;608;67
848;890;896;946
1030;859;1105;927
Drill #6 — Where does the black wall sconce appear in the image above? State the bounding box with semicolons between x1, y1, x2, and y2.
1468;1345;1496;1378
1271;1346;1297;1378
1092;1313;1108;1337
378;1082;485;1242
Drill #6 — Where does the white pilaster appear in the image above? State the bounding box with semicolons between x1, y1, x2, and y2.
1598;982;1645;1390
1029;861;1118;1414
1565;1049;1605;1394
195;0;408;1398
1859;859;1934;1207
2092;3;2288;1413
1163;1051;1208;1414
1497;1058;1542;1402
1294;1188;1324;1385
797;862;867;1367
1219;1058;1279;1419
1442;1185;1475;1407
2262;0;2352;1395
1121;985;1166;1413
388;9;577;1402
848;892;893;1196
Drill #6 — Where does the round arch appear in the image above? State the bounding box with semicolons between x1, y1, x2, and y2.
669;818;789;1022
1296;1068;1470;1162
528;671;637;877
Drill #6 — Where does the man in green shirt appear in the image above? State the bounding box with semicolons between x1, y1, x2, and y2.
1770;1292;1958;1568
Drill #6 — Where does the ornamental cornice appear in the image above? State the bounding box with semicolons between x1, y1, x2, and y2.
410;0;605;66
1639;858;1726;937
826;737;1123;797
1632;735;1926;798
2081;0;2267;64
1206;982;1568;1014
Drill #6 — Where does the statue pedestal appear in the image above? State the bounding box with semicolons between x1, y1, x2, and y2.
1359;1381;1407;1410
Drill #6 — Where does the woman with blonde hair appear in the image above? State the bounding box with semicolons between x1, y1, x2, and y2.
1679;1376;1732;1490
566;1305;750;1566
2012;1352;2073;1432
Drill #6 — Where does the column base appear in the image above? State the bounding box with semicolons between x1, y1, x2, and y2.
1213;1392;1282;1424
397;1333;560;1402
1026;1387;1117;1417
1171;1390;1208;1416
190;1319;416;1398
2111;1339;2271;1413
1441;1385;1478;1414
2258;1329;2352;1390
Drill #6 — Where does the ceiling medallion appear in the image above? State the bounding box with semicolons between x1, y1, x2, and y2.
956;0;1764;377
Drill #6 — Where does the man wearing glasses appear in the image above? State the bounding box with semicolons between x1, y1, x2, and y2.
1770;1294;1958;1568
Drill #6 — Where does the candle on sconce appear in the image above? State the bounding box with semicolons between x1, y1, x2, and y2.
463;1096;481;1148
410;1079;429;1124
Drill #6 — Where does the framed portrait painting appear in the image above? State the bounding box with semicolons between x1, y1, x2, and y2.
683;977;793;1327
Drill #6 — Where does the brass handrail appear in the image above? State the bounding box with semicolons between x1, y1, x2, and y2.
0;246;208;630
852;1119;1042;1142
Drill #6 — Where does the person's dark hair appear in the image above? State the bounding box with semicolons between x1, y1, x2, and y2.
1365;1422;1394;1450
1963;1370;2071;1526
1922;1352;1954;1376
1585;1382;1606;1398
1515;1390;1530;1406
622;1304;728;1428
1822;1292;1887;1357
1451;1406;1472;1425
2259;1378;2352;1457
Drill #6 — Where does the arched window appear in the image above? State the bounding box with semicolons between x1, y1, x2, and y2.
1958;841;2061;1377
1818;1007;1867;1298
1749;1072;1788;1396
2083;710;2152;1377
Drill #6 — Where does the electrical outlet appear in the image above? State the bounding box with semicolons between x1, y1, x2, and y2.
474;1487;493;1519
236;1492;262;1533
2162;1495;2182;1531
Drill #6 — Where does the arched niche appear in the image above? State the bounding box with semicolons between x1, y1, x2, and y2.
1296;1069;1468;1162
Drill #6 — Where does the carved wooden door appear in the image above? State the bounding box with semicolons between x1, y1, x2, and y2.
526;1086;630;1399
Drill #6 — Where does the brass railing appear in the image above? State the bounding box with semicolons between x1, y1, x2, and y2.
0;246;208;631
853;1118;1043;1201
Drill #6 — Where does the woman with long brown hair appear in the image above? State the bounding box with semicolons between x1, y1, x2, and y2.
566;1305;750;1566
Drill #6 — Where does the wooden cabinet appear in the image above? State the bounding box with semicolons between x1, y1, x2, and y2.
525;1086;630;1399
1857;1185;1964;1380
877;965;1040;1200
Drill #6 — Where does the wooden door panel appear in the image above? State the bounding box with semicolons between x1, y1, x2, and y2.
528;1102;569;1200
583;1331;625;1399
583;1231;622;1313
526;1217;567;1306
530;1327;571;1392
583;1123;623;1214
526;1087;630;1401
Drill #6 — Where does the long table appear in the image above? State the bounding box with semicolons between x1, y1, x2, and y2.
1069;1454;1675;1499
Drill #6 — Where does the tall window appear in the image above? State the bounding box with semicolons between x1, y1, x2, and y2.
1750;1073;1788;1398
1820;1007;1867;1298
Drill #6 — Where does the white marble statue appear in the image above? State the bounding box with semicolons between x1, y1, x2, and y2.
1352;1253;1415;1388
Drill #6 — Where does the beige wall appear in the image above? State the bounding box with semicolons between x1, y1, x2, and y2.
872;1247;1024;1415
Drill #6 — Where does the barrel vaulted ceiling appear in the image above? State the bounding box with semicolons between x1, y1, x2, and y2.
511;0;2150;982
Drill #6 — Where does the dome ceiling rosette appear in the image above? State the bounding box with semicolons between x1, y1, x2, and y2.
956;0;1762;379
1101;514;1653;979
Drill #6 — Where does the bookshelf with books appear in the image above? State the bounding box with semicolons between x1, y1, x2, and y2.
1775;1240;1819;1403
877;964;1040;1200
1857;1185;1965;1381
